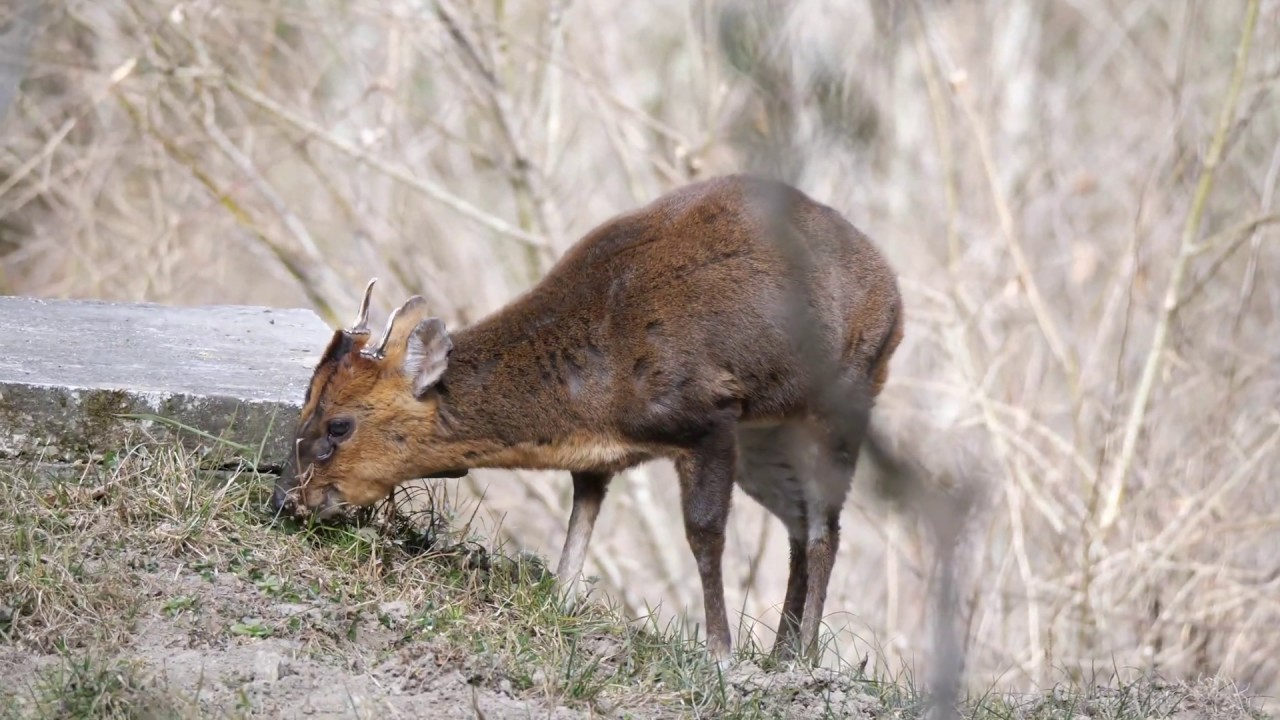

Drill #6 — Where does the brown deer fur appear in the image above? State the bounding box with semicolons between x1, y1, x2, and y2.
271;174;904;664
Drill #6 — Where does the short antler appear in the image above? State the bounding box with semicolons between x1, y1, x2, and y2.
348;278;378;335
360;295;420;360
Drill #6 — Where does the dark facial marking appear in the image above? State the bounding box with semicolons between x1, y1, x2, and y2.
305;332;356;403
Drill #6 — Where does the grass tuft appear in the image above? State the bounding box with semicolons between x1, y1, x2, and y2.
0;439;1272;719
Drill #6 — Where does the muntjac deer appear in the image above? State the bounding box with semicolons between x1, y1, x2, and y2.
270;174;903;664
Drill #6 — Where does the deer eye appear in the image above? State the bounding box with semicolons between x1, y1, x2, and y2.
326;417;353;440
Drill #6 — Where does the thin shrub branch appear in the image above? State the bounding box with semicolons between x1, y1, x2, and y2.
1099;0;1263;530
211;72;549;252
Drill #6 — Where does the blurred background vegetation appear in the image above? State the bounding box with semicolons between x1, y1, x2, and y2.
2;0;1278;699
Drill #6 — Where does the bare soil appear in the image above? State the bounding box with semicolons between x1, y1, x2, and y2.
0;447;1272;720
0;555;884;719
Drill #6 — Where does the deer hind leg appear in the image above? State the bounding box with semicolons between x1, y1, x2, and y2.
676;424;739;664
555;471;612;607
735;424;810;660
792;420;861;666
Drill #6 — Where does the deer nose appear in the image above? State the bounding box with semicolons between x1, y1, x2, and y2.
269;483;295;516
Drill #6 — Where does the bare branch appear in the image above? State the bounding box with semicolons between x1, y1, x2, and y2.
214;73;550;252
1099;0;1263;530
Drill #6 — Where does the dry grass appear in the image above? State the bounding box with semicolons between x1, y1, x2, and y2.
0;438;748;717
2;0;1280;706
0;437;1273;719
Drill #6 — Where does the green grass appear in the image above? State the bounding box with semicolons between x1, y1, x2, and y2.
0;437;1272;720
1;653;215;720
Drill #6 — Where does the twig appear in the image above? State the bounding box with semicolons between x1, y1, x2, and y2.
448;6;691;149
539;0;571;167
926;17;1078;390
196;87;353;313
1098;0;1262;530
110;88;341;324
435;0;565;260
944;323;1048;680
0;0;41;125
624;464;688;601
1229;142;1280;334
212;72;548;251
909;6;960;270
1177;211;1280;310
0;57;138;203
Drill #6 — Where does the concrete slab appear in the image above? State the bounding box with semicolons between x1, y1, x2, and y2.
0;296;332;467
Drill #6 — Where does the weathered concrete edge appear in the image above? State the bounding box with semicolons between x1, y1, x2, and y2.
0;381;301;468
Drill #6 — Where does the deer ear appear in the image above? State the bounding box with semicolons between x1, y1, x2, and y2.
404;318;452;398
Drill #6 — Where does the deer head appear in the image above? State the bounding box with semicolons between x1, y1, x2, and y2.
270;279;464;520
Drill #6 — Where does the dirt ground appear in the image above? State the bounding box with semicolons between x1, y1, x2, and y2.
0;449;898;720
4;564;571;719
1;448;1273;720
0;557;884;719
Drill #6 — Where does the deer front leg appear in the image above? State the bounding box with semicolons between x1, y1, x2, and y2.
555;471;612;607
675;426;738;664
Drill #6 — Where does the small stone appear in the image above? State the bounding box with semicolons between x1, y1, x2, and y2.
499;679;513;696
379;601;410;622
253;650;287;683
